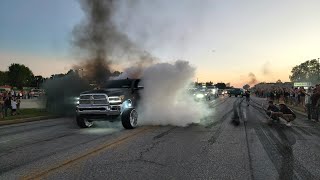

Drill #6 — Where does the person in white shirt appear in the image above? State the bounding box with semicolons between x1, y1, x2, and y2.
11;98;17;115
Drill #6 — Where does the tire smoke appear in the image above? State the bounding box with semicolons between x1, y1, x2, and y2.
138;60;210;127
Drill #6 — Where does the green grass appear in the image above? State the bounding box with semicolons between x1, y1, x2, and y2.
2;108;52;121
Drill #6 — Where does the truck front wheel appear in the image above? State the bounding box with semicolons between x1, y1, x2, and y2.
76;116;93;128
121;108;138;129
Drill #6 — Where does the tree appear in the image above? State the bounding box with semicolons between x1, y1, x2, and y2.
243;84;250;90
0;71;8;85
290;59;319;84
215;83;227;89
7;63;34;89
206;81;213;87
31;75;45;88
276;79;282;83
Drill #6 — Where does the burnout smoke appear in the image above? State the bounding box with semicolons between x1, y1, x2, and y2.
248;72;258;85
139;60;210;127
43;72;90;115
72;0;155;84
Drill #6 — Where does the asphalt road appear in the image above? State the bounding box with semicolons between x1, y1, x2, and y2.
1;96;320;179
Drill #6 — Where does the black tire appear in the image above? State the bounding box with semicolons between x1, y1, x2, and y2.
121;108;138;129
76;116;93;128
235;95;238;97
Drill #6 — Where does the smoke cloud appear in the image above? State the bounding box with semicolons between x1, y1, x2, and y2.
43;72;90;115
72;0;155;84
248;72;258;85
138;60;210;127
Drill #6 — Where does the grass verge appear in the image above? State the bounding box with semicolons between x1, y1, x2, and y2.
1;108;52;121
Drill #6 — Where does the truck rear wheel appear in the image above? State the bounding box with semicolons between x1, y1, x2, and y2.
121;108;138;129
76;116;93;128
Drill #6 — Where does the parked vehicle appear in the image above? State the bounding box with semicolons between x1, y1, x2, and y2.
227;88;244;97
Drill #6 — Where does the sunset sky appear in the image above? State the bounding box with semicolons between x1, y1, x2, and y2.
1;0;320;87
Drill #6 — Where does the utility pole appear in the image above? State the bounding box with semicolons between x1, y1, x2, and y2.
318;58;320;83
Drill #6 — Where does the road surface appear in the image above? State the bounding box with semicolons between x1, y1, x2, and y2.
1;96;320;179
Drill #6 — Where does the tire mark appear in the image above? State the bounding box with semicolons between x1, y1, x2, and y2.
153;127;176;140
250;106;316;179
0;131;122;174
240;102;254;180
207;99;239;144
22;127;152;180
210;97;231;108
0;121;69;137
0;131;79;154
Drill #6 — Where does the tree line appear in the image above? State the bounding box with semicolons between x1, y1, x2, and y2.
0;63;123;90
290;59;320;84
0;63;45;89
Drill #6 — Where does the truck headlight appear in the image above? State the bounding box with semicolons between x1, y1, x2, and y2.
196;94;205;98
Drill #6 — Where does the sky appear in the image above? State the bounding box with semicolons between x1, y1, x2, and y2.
1;0;320;87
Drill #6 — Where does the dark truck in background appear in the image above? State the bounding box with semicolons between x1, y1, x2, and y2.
76;79;142;129
227;88;244;97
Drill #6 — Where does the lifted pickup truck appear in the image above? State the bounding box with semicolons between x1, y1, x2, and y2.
76;79;142;129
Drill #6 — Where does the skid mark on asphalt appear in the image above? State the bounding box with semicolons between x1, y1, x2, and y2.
207;99;239;144
0;131;78;154
0;129;123;174
0;121;68;137
153;127;177;140
249;106;316;179
21;127;154;180
210;97;232;108
205;109;233;129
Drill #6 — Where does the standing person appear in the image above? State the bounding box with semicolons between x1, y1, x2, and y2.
10;89;14;98
290;88;295;105
299;87;306;107
284;88;290;104
305;87;313;120
270;90;275;101
244;90;250;106
311;85;320;122
0;96;4;119
276;89;281;103
11;98;17;116
294;88;299;106
16;97;21;115
4;93;12;117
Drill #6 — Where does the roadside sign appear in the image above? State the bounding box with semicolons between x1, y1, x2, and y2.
294;82;312;87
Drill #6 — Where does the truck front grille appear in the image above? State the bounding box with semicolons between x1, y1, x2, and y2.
79;94;109;105
79;107;106;111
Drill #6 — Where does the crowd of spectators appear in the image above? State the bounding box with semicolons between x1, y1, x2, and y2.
0;90;23;119
255;85;320;122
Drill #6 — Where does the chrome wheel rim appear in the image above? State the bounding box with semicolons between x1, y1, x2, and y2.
84;118;93;127
129;109;138;127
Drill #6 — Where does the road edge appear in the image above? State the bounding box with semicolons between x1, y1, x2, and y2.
0;115;60;126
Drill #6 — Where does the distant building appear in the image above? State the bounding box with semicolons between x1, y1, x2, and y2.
253;82;293;90
0;85;12;91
